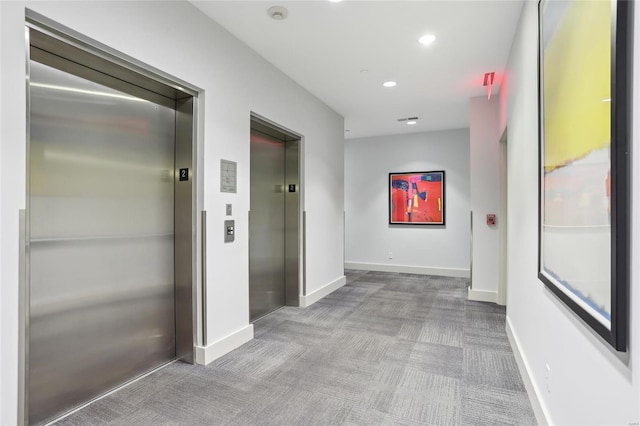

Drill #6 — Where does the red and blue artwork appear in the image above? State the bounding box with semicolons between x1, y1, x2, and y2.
389;171;445;225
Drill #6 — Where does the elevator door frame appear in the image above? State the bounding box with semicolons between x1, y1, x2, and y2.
249;113;303;321
19;11;202;426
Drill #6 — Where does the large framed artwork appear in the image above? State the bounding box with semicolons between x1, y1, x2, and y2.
538;0;631;351
389;171;445;225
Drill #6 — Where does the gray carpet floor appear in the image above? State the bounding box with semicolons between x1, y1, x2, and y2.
55;270;537;425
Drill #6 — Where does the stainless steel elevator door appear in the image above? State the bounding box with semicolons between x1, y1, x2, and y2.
28;60;176;425
250;131;286;321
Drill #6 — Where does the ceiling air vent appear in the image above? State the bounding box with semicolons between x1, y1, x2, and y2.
396;117;419;122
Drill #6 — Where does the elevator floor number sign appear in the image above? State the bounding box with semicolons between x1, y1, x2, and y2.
179;168;189;181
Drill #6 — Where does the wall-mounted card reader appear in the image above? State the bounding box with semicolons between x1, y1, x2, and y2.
224;220;235;243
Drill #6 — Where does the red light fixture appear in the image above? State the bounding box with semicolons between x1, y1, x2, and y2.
483;72;495;100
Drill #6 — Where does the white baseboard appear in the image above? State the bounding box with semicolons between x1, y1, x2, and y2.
467;287;498;303
195;324;254;365
299;275;346;307
344;262;470;278
506;316;551;426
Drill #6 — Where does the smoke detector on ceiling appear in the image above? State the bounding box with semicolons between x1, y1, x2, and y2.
268;6;289;20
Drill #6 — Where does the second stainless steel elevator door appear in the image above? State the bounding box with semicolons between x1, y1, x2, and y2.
28;60;176;425
249;131;286;321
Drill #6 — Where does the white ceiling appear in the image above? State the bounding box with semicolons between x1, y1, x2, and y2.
191;0;524;139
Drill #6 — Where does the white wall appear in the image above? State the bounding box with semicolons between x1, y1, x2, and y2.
469;95;501;300
0;2;345;424
344;129;470;277
503;1;639;425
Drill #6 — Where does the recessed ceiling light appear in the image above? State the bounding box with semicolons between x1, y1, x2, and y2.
328;0;343;2
418;34;436;46
383;81;397;88
407;121;417;125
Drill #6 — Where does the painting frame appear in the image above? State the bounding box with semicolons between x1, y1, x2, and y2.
389;170;445;226
537;0;631;351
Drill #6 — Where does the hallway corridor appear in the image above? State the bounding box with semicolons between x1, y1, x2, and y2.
55;271;536;425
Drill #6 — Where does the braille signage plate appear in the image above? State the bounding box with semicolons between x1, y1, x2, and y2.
288;184;296;193
179;168;189;181
220;160;237;193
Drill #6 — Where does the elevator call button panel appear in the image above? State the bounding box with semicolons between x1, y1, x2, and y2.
224;220;235;243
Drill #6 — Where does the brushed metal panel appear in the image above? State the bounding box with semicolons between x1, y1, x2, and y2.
28;60;176;425
200;210;207;347
30;46;176;109
470;210;474;289
175;98;194;363
249;131;286;321
303;211;307;296
19;209;29;426
285;139;300;306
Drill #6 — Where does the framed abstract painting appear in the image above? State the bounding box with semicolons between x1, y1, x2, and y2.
538;0;631;351
389;171;445;225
